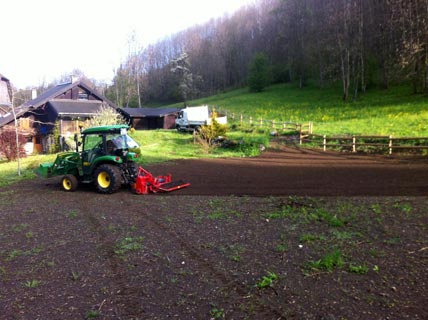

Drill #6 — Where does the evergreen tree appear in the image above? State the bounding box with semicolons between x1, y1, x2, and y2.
248;53;270;92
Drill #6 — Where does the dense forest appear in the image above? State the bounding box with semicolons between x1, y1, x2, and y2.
103;0;428;107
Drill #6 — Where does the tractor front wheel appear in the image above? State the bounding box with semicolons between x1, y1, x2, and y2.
62;174;78;192
94;164;122;194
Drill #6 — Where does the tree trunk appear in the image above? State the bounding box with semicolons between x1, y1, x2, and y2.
359;0;366;94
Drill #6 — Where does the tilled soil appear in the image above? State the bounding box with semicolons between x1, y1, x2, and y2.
148;146;428;196
0;146;427;319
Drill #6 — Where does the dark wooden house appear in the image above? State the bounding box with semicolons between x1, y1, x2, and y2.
0;78;117;153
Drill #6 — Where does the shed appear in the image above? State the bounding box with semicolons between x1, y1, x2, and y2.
118;107;180;130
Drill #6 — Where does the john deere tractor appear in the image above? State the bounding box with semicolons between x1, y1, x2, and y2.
37;125;140;194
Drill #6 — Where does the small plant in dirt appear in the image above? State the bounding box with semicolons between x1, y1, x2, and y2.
264;205;296;220
384;237;401;245
107;224;117;232
70;270;82;281
114;236;144;256
300;233;326;244
25;231;34;239
85;310;101;319
348;263;369;274
370;203;383;214
330;230;362;241
275;243;288;253
12;223;28;232
369;247;386;258
314;208;346;227
66;209;78;218
256;271;279;289
8;249;26;260
219;244;245;262
306;249;345;274
393;201;413;214
274;233;289;252
210;305;225;319
24;279;41;288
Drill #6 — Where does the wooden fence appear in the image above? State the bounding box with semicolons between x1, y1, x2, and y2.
226;112;313;135
220;110;428;155
303;134;428;155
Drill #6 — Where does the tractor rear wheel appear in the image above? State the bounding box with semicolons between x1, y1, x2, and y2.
62;174;78;192
94;164;122;194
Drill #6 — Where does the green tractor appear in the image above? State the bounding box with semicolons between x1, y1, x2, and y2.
38;125;140;193
37;124;189;194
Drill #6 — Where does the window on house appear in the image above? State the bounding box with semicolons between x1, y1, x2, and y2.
78;89;89;100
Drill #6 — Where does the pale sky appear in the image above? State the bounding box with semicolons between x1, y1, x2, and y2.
1;0;254;89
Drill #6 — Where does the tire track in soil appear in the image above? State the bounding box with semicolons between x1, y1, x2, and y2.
118;197;286;319
80;202;147;319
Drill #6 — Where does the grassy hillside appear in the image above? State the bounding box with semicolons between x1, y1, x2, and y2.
184;83;428;137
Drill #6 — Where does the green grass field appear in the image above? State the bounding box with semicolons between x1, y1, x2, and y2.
185;83;428;137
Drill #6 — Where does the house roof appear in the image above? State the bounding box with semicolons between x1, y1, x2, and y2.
119;107;179;118
0;79;115;128
21;79;115;110
48;99;104;117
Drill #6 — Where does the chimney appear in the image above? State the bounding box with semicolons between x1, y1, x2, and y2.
31;88;37;100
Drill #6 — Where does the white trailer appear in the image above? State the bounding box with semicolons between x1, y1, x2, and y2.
175;105;227;131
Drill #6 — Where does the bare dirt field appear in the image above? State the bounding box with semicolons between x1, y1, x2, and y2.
0;146;427;319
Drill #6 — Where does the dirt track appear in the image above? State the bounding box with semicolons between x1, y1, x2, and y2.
147;146;428;196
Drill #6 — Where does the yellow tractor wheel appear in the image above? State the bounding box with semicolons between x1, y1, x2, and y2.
62;174;78;192
94;164;122;194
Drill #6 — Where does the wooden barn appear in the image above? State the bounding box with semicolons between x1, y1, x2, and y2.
118;107;179;130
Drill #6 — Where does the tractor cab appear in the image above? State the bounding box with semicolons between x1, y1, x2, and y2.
78;125;139;180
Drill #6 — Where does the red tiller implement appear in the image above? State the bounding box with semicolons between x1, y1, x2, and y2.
133;166;190;195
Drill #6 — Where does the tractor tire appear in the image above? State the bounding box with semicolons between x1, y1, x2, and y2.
62;174;79;192
94;164;122;194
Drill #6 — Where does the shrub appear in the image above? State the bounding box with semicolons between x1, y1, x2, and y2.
198;118;227;145
195;113;228;153
0;129;27;161
89;104;127;127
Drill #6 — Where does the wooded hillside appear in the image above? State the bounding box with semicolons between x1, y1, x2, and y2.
106;0;428;107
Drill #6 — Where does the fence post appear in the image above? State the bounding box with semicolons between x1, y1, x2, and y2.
250;117;253;125
240;114;243;125
389;135;393;155
259;118;263;127
323;135;327;151
352;136;356;153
